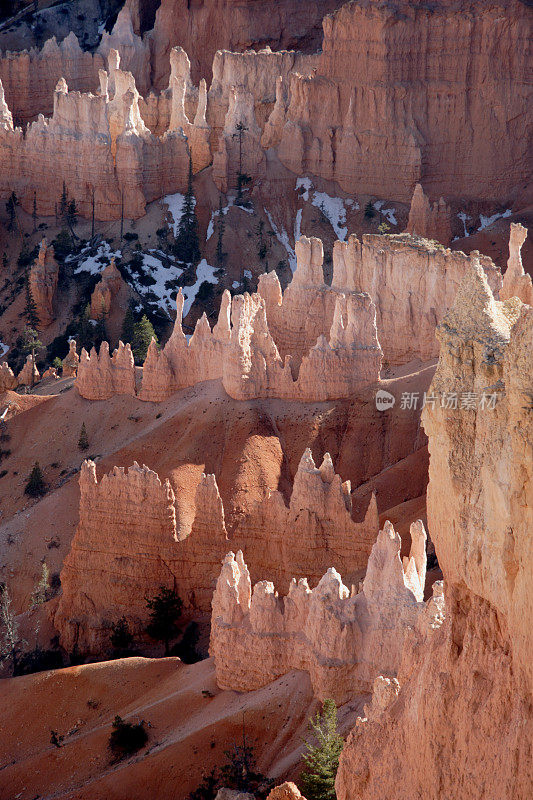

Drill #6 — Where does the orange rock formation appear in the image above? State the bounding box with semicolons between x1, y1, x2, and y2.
501;223;532;306
55;448;379;654
335;260;533;799
210;517;431;703
89;258;124;320
406;183;452;246
29;238;58;328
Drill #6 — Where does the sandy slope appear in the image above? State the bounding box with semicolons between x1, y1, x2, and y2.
0;657;364;800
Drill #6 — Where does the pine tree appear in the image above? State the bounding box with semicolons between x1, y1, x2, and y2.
67;199;78;230
215;196;226;267
78;422;89;451
300;699;344;800
131;314;157;365
21;326;43;387
2;252;7;271
25;462;47;497
31;562;50;606
110;616;133;652
32;192;37;233
232;122;251;203
0;584;24;675
59;182;68;222
24;272;39;328
175;156;200;264
145;585;182;655
6;191;19;232
121;301;137;345
364;200;375;219
76;304;95;352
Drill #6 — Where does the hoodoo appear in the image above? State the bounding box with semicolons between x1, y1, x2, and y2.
0;0;530;798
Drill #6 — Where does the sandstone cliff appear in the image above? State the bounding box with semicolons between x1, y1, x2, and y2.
275;0;530;204
332;232;502;364
335;259;533;799
55;448;379;653
0;50;189;220
149;0;343;87
210;517;431;703
501;223;532;306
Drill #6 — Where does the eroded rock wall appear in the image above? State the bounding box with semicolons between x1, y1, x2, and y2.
335;260;533;799
276;0;531;204
332;232;503;365
210;517;431;703
55;449;379;653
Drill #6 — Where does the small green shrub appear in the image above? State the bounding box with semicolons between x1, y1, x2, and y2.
108;715;148;759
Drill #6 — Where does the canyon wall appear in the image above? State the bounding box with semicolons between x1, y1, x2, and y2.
332;232;503;364
335;260;533;799
210;518;433;703
148;0;344;88
275;0;531;204
55;449;379;653
0;49;189;220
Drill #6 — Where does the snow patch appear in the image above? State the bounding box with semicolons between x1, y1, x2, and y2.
295;177;313;201
126;250;184;316
478;209;512;231
72;241;122;276
312;192;347;240
265;208;296;271
162;192;188;236
457;211;471;238
243;269;252;280
294;208;303;242
0;341;9;359
295;177;358;240
232;280;240;289
373;200;397;226
181;259;219;319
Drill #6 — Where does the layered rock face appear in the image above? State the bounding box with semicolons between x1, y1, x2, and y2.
54;461;179;653
209;517;431;703
80;235;382;403
29;239;58;328
275;0;530;204
335;261;533;799
78;230;507;401
224;448;379;592
0;33;104;124
0;50;189;220
0;8;148;124
332;232;502;364
406;183;452;246
149;0;344;87
55;449;379;653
